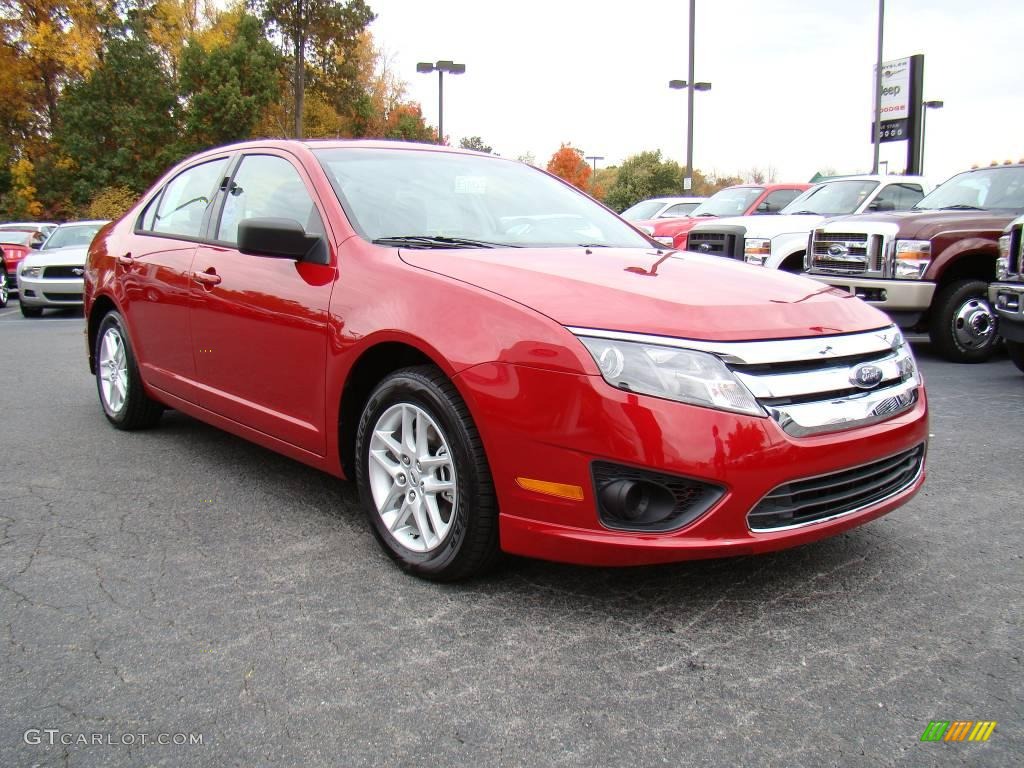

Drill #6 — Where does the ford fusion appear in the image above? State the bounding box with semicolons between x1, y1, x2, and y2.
84;141;928;581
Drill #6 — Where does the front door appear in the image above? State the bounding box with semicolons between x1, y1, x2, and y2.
190;153;335;455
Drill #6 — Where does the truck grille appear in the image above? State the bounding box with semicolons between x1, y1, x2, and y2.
748;444;925;531
810;231;869;273
687;225;745;260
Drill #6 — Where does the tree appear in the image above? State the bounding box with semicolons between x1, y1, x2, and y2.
459;136;492;154
546;144;591;192
56;24;179;208
604;150;682;211
259;0;375;138
178;13;281;151
515;151;536;166
591;166;618;202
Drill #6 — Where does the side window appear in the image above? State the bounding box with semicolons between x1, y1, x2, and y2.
216;155;324;245
762;189;802;212
148;158;229;238
874;183;924;210
661;203;697;217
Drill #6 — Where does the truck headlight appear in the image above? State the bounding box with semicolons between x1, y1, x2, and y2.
997;235;1010;279
577;335;764;417
893;239;931;279
20;265;42;279
744;238;771;265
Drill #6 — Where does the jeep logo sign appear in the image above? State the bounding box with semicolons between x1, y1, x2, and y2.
850;364;884;389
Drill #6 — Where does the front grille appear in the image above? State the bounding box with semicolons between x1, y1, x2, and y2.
1010;224;1022;275
748;444;925;531
43;292;83;302
687;226;745;260
810;230;869;274
43;265;84;279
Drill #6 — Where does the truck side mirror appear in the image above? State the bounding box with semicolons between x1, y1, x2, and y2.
869;199;895;212
756;201;771;214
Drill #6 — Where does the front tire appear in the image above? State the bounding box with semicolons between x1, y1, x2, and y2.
0;265;8;308
928;278;997;363
355;366;499;581
95;311;163;429
20;302;42;318
1007;340;1024;374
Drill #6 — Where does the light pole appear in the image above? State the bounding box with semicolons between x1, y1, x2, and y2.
872;0;885;173
416;60;466;145
669;0;711;192
585;155;604;174
921;100;944;175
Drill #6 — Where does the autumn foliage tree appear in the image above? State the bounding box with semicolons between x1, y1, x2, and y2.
546;144;592;192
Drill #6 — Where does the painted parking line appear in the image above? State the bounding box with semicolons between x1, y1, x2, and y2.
0;309;18;317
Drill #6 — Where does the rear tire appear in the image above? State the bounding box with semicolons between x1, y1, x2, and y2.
355;365;499;581
1007;340;1024;374
20;302;42;318
95;311;163;430
928;279;997;363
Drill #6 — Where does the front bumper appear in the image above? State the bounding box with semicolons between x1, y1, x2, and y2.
990;281;1024;342
17;275;85;308
457;362;928;567
805;274;935;312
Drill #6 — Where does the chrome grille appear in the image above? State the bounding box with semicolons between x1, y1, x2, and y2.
748;444;925;531
810;231;869;274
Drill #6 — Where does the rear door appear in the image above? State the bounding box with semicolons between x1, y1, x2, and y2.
189;151;336;455
121;155;231;399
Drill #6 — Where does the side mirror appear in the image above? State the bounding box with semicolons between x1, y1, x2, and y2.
869;199;896;212
756;201;772;214
30;241;42;249
237;218;328;264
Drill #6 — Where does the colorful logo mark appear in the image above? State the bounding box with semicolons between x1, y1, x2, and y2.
920;721;997;742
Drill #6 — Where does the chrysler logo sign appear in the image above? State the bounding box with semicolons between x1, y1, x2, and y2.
850;363;884;389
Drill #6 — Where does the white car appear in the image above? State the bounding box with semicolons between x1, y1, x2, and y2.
686;175;932;272
17;220;108;317
620;196;707;222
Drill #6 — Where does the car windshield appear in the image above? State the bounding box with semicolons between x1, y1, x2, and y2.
0;231;32;245
781;180;878;216
690;187;763;217
620;200;665;221
314;148;653;249
42;223;105;250
914;166;1024;211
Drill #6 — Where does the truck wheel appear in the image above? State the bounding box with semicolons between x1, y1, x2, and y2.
1007;341;1024;374
355;365;500;582
928;279;997;363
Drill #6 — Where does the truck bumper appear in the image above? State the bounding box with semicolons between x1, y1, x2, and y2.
805;275;934;327
990;282;1024;342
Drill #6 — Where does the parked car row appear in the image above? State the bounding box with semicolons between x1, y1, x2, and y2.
0;220;107;313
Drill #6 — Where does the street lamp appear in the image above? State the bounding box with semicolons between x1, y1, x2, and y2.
668;0;711;192
416;60;466;145
921;100;944;174
585;155;604;173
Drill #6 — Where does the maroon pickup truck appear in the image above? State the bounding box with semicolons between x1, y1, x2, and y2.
804;164;1024;363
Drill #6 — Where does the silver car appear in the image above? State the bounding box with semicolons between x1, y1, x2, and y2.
17;220;109;317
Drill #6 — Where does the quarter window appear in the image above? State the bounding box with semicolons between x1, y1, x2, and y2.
874;183;924;210
216;155;324;245
147;158;229;238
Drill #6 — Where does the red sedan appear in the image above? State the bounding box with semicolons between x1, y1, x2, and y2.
642;183;810;249
85;141;927;580
0;229;36;305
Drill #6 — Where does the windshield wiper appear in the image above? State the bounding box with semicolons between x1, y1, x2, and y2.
938;204;983;211
787;210;822;215
372;235;519;249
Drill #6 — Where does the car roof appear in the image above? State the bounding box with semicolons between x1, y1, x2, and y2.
52;220;110;227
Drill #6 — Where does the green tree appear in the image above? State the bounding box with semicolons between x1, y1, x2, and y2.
56;24;179;208
604;150;682;212
459;136;492;154
259;0;375;138
178;13;281;152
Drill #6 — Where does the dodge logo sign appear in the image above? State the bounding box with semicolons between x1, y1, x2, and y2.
850;363;884;389
827;244;849;257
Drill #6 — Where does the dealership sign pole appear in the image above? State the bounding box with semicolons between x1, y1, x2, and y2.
872;0;884;174
870;54;924;175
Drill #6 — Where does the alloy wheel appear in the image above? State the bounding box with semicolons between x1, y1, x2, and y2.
98;327;129;413
367;402;458;553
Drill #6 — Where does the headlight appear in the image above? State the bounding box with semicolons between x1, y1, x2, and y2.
893;239;931;279
577;335;764;417
998;234;1010;259
892;327;921;385
997;235;1010;279
744;238;771;265
20;265;42;279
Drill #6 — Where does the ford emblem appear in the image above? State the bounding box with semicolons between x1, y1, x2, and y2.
698;243;712;252
827;244;849;257
850;363;884;389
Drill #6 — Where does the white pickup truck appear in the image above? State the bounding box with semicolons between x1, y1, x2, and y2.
685;175;933;272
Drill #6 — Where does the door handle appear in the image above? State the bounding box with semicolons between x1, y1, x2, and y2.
116;253;133;266
193;268;221;287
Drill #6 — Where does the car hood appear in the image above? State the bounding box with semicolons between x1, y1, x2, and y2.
824;209;1020;240
699;214;828;237
400;247;888;341
21;246;88;268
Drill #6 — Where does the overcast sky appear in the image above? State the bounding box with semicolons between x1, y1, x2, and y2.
368;0;1023;185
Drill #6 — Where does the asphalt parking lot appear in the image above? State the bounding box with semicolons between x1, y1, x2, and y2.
0;302;1021;767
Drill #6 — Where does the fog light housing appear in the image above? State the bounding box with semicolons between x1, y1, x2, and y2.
592;461;724;532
